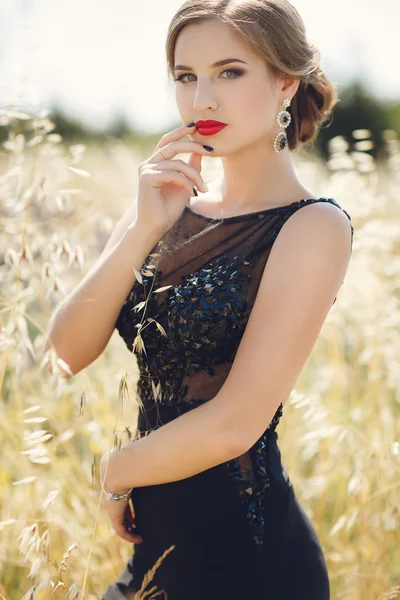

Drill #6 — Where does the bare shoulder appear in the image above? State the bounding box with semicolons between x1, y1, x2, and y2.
256;198;354;318
276;199;352;248
216;197;354;448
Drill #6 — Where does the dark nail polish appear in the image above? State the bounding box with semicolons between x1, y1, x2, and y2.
186;122;196;127
193;186;198;196
203;145;213;152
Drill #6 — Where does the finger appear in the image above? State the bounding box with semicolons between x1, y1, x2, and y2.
125;528;143;544
151;141;213;164
187;151;203;181
125;507;136;526
155;123;197;153
122;530;144;544
144;168;198;198
187;153;206;194
124;527;143;544
156;160;207;193
114;523;143;544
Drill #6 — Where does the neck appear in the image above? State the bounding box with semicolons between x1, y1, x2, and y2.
216;134;311;210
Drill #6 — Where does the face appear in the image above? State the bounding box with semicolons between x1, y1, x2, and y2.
173;18;299;155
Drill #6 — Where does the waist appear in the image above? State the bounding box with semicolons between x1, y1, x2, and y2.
135;398;280;444
136;398;211;436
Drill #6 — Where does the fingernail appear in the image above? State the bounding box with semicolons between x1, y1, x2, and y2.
203;145;213;152
193;186;198;196
186;122;196;127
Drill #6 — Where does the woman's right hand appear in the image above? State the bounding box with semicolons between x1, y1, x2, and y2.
135;123;214;236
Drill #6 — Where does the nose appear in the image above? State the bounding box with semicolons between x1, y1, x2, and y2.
192;80;218;112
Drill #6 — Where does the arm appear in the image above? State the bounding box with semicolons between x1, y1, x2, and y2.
106;202;353;493
99;203;137;256
43;217;162;378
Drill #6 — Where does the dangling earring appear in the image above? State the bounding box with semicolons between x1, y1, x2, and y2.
273;98;291;153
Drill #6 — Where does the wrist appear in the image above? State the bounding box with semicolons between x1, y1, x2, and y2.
100;447;134;495
103;486;133;502
127;219;167;248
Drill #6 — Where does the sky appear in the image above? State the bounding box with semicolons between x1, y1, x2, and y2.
0;0;398;135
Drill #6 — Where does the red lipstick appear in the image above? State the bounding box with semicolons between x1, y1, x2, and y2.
196;119;227;136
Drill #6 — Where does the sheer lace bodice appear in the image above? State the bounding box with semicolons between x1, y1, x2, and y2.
114;196;354;550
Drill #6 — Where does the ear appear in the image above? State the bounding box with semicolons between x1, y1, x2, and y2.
280;76;301;100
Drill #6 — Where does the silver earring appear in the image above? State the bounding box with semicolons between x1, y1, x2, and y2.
273;98;291;153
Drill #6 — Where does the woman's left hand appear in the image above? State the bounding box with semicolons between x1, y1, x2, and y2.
100;451;143;544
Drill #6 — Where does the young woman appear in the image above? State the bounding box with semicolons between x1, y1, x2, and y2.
46;1;354;598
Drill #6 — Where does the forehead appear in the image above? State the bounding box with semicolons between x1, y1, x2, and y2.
174;18;252;63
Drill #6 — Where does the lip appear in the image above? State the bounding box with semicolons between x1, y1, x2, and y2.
196;120;227;127
196;120;227;136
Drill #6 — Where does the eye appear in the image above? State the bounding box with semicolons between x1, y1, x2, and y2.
173;69;243;83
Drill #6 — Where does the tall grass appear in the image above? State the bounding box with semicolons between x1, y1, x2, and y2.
0;109;399;599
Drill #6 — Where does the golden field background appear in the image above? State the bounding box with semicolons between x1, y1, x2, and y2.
0;110;400;599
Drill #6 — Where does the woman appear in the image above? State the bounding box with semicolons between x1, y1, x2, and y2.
48;1;354;598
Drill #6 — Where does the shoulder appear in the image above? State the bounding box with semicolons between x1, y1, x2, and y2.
271;199;353;261
216;198;354;448
259;199;353;307
286;197;352;228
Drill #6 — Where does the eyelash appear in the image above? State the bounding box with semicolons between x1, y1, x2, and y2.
173;69;244;83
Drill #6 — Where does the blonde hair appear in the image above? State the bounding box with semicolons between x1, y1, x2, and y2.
165;0;339;151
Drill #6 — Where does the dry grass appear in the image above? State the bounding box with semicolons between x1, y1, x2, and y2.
0;108;400;599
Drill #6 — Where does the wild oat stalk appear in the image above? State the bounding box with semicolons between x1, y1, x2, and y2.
130;241;172;404
2;106;400;598
132;544;175;600
131;241;172;359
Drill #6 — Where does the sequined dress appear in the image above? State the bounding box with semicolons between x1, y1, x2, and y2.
102;197;354;600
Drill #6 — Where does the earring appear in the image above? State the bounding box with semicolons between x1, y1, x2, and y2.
273;98;291;153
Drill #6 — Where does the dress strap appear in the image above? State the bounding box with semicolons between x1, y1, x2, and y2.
282;197;354;308
285;197;354;237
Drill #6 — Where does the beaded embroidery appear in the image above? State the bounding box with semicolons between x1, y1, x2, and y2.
114;197;354;552
120;254;255;405
225;404;284;550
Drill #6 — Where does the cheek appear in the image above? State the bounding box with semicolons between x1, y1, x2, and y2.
175;87;189;110
248;90;273;116
236;82;276;125
238;102;275;140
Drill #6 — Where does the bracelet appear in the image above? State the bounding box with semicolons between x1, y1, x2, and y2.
102;486;133;502
100;450;133;501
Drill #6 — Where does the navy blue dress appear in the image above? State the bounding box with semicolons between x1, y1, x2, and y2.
102;197;354;600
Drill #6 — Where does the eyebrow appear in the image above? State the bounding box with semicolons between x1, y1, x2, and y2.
174;58;248;71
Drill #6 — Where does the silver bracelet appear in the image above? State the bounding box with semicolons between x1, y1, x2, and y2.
103;486;133;502
100;450;133;501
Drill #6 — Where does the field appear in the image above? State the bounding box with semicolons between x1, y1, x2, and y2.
1;110;400;599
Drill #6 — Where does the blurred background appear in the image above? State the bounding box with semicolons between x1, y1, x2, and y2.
1;1;400;599
1;0;400;138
